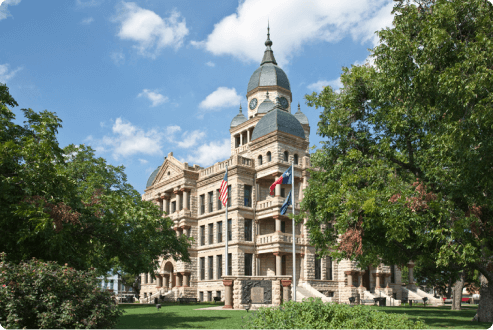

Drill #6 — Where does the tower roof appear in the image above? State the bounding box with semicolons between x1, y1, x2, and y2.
251;105;305;141
257;91;275;114
230;104;247;128
294;103;309;125
146;166;161;188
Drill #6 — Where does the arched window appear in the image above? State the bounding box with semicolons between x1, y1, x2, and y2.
267;151;271;162
294;154;298;165
284;151;289;162
258;155;263;166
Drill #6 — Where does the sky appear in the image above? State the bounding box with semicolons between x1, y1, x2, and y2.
1;0;397;194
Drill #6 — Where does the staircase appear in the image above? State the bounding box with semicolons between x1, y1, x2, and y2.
402;287;443;306
294;283;332;303
142;288;172;304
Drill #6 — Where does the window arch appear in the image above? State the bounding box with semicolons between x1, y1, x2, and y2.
258;155;263;166
267;151;271;162
294;154;298;165
283;151;289;162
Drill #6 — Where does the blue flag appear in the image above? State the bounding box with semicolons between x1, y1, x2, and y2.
280;189;292;215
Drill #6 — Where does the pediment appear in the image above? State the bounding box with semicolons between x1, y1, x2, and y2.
153;156;184;185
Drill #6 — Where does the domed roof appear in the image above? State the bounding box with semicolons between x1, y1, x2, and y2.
247;27;290;93
251;104;305;141
294;103;309;125
257;91;275;114
230;105;247;128
146;166;161;188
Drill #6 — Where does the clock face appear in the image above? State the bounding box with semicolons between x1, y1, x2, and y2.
249;98;258;110
279;96;289;109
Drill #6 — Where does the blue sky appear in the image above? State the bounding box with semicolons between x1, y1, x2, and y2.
1;0;397;194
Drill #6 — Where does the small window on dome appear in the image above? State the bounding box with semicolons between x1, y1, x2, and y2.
284;151;289;162
267;151;271;162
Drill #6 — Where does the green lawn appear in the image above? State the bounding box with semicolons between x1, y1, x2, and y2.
116;303;493;329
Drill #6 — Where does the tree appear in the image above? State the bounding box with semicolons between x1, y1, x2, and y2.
0;83;190;276
302;0;493;322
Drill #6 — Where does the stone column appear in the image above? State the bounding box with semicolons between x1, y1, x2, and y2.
375;273;382;289
407;263;414;284
345;271;354;287
158;198;164;214
281;280;292;303
274;216;281;232
181;272;189;287
176;273;182;287
274;252;282;276
182;189;189;210
223;280;233;309
359;271;365;288
275;176;282;196
163;274;169;290
181;225;190;237
164;196;170;214
247;130;250;143
173;189;180;211
385;274;391;288
240;133;243;146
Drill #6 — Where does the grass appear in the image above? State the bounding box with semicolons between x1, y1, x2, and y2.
116;302;493;329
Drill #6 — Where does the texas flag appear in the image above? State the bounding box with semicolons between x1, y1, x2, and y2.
269;166;292;195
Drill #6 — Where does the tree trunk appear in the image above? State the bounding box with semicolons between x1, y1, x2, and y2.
451;271;464;310
445;277;453;299
476;273;493;323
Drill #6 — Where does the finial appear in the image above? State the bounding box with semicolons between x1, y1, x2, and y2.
297;102;301;112
239;103;242;113
265;22;272;47
266;91;270;99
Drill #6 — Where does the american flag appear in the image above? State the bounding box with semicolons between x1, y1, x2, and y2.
219;169;228;206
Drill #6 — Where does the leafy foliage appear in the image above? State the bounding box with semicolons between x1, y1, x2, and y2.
301;0;493;321
242;298;425;329
0;252;123;329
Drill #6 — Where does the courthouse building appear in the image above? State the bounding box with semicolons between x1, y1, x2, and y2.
139;30;435;307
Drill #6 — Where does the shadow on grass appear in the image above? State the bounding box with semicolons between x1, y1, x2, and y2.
117;311;229;329
375;306;492;329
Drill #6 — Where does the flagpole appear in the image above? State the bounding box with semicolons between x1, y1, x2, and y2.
292;161;296;302
225;164;229;276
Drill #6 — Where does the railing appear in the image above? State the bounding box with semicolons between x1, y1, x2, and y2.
198;155;253;179
256;200;301;211
233;144;250;154
256;232;302;245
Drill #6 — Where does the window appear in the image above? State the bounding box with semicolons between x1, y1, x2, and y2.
199;291;204;302
326;256;333;280
244;253;253;276
200;194;205;214
244;185;252;207
281;188;285;198
227;219;232;241
200;225;205;246
208;256;214;280
267;151;271;162
208;223;214;244
294;154;298;165
217;189;222;210
200;257;205;280
217;221;223;243
216;291;221;298
391;265;395;283
258;155;263;165
217;255;222;279
227;186;232;207
208;291;212;302
228;253;232;276
244;219;253;241
315;255;321;280
235;136;240;148
281;221;286;233
208;191;213;212
171;201;176;213
284;151;289;162
282;255;287;275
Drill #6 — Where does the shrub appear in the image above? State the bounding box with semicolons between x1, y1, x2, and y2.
0;253;123;329
242;298;425;329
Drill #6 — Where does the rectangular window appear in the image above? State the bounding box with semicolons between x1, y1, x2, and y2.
281;221;286;233
244;185;252;207
208;291;212;302
227;219;232;241
208;223;214;245
244;219;252;241
200;225;205;246
217;255;222;279
199;291;204;302
208;191;214;212
217;189;222;210
244;253;253;276
315;255;321;280
171;201;176;213
227;186;232;207
216;291;221;298
282;255;287;275
208;256;214;280
228;253;232;277
327;256;333;280
281;188;285;198
200;257;205;280
200;194;205;214
217;221;223;243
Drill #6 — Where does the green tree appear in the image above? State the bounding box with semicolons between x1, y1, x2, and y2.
0;83;190;276
302;0;493;322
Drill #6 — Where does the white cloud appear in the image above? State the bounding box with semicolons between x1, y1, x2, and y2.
308;77;343;93
81;17;94;24
206;61;215;67
0;0;21;20
177;130;206;149
75;0;102;8
138;158;148;164
110;51;125;66
185;139;230;167
138;89;169;107
0;63;22;83
191;0;394;66
199;87;242;110
93;118;164;159
112;2;189;58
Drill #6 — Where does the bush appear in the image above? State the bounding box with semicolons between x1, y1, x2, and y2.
242;298;425;329
0;253;123;329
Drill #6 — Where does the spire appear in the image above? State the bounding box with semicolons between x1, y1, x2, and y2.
239;103;243;113
260;23;277;66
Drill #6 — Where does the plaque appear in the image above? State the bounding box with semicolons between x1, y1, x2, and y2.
251;287;264;303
